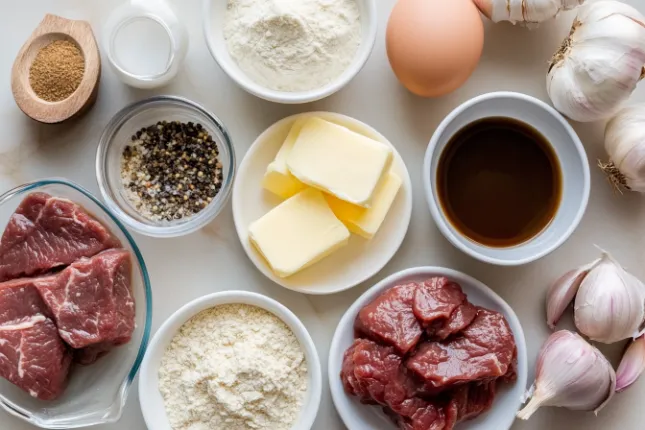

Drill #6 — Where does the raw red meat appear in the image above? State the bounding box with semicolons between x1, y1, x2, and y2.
341;338;417;405
342;339;450;430
35;249;134;351
0;280;71;400
0;193;120;282
342;279;518;430
341;339;376;404
355;283;423;355
413;277;465;324
428;301;478;340
386;404;447;430
449;381;497;422
406;309;516;389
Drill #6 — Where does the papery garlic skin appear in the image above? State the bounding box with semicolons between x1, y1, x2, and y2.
603;105;645;192
547;1;645;122
616;335;645;392
473;0;584;24
574;252;645;344
517;330;615;420
546;259;600;329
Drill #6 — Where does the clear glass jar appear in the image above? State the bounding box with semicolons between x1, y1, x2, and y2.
104;0;188;89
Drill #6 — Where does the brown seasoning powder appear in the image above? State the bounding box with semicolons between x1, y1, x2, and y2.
29;40;85;102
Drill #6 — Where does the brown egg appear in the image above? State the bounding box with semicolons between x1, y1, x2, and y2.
386;0;484;98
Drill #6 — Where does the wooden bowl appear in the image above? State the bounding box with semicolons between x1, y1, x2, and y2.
11;14;101;124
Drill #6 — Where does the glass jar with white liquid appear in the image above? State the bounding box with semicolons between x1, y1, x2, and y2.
104;0;188;89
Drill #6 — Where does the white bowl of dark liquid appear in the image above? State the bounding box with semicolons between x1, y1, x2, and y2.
423;91;590;266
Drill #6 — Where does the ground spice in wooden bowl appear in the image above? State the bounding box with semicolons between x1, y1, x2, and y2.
29;39;85;102
121;121;224;222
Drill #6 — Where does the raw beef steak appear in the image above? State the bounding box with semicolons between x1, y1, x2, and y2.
412;277;466;323
355;283;423;355
0;280;71;400
341;338;418;406
35;249;135;352
448;381;497;423
0;193;120;282
427;301;478;341
341;339;448;430
406;309;516;389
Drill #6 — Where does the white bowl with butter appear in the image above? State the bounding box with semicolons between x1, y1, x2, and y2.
233;112;412;295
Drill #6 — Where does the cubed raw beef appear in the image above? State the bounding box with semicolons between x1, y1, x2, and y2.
413;277;466;324
406;309;516;389
386;404;447;430
342;339;449;430
0;280;71;400
35;249;134;352
355;283;423;355
449;381;497;422
0;193;120;282
428;301;478;340
341;339;423;405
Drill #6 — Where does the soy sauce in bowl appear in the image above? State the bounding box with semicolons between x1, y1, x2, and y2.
437;117;562;248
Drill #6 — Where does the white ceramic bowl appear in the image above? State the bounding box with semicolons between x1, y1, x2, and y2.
232;112;412;295
329;266;528;430
202;0;377;104
139;291;322;430
423;92;590;266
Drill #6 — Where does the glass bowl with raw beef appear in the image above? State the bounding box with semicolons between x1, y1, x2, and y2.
329;267;527;430
0;179;151;428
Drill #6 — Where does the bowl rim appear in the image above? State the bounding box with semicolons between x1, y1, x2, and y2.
422;91;591;266
0;177;153;429
328;266;528;430
138;290;323;430
201;0;378;104
95;95;236;238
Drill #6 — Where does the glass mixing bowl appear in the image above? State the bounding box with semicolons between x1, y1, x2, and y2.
96;95;236;238
0;179;152;429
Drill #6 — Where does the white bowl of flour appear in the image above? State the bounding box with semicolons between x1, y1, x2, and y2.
203;0;377;104
139;291;322;430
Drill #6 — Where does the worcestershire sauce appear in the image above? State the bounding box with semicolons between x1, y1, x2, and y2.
437;117;562;248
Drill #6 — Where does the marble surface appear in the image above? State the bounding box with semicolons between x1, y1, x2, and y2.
2;1;645;429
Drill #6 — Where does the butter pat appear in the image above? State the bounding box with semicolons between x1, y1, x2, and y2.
327;172;402;239
287;118;393;207
262;118;307;199
248;188;350;278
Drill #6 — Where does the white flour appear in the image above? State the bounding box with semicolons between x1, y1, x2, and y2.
223;0;362;92
158;304;308;430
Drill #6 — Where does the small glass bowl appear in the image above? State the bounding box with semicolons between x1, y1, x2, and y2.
96;96;236;238
0;178;152;429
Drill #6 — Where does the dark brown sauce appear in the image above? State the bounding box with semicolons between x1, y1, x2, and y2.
437;117;562;248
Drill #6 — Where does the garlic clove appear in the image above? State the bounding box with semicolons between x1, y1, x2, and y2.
616;335;645;392
473;0;585;25
547;1;645;122
573;251;645;344
546;259;600;329
602;104;645;193
517;330;616;420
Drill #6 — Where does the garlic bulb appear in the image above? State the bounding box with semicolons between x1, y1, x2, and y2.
616;335;645;392
473;0;585;25
547;1;645;122
517;330;616;419
546;250;645;344
600;104;645;192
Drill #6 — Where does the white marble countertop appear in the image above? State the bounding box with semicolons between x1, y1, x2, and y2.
2;1;645;429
